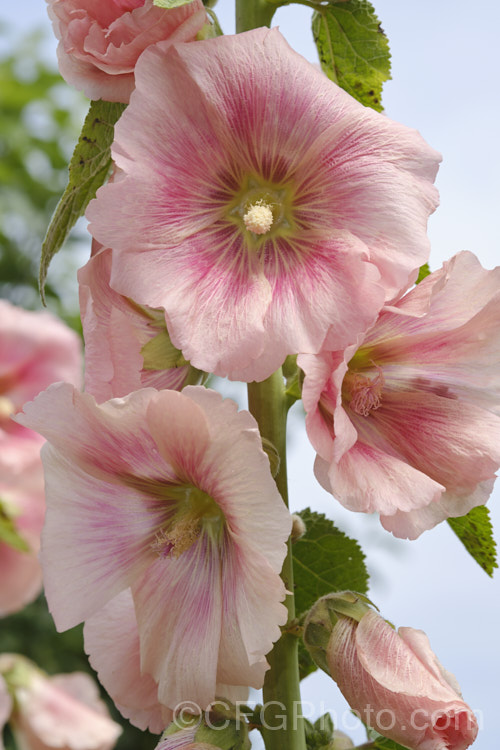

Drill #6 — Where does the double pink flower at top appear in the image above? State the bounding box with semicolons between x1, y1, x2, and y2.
46;0;207;102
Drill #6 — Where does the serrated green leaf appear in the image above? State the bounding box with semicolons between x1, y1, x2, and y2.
39;99;126;301
154;0;194;7
312;1;391;112
293;509;369;618
416;262;431;284
0;506;30;553
448;506;497;577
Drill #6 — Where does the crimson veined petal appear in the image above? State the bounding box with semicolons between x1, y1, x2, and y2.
302;252;500;537
87;27;440;381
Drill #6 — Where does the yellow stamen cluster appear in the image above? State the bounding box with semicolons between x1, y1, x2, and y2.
243;202;274;235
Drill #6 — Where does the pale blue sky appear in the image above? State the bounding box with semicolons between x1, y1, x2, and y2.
2;2;499;748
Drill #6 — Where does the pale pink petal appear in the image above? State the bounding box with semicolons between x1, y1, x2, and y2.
14;676;121;750
84;590;172;733
132;538;222;710
354;612;460;701
366;391;500;493
0;456;45;616
381;479;496;539
79;246;197;402
17;385;183;630
316;441;443;516
0;300;82;412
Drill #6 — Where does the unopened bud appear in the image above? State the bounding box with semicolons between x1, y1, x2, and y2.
303;592;373;674
291;514;306;542
330;730;355;749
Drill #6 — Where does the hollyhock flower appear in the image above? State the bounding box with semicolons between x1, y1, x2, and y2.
326;609;477;750
0;654;121;750
83;588;248;732
0;456;45;616
17;384;291;710
46;0;207;102
0;300;82;472
79;243;202;403
300;252;500;538
86;27;440;382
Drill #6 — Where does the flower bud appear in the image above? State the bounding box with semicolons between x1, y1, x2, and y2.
303;592;373;673
304;597;478;750
291;514;307;542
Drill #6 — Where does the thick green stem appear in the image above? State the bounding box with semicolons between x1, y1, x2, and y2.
235;0;277;32
247;372;306;750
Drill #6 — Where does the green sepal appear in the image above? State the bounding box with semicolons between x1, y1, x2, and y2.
39;99;126;302
141;330;189;371
312;1;391;112
302;592;374;674
304;712;336;749
0;501;30;553
448;505;497;577
416;262;431;284
292;509;369;619
366;728;411;749
283;354;302;408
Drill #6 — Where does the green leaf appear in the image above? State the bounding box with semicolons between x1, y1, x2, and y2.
448;506;497;577
293;509;369;619
312;1;391;112
416;262;431;284
39;99;126;302
0;505;30;553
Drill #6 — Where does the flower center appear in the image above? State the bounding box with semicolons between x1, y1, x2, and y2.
243;202;274;235
343;366;385;417
152;486;224;559
227;176;295;243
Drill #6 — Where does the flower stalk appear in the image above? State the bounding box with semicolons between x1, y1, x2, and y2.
247;371;306;750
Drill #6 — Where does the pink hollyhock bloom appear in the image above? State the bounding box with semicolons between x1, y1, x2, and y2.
300;252;500;538
79;243;202;402
84;588;248;733
0;456;45;616
0;301;81;614
0;300;82;472
86;28;440;382
17;385;291;710
327;609;478;750
0;654;121;750
46;0;207;102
